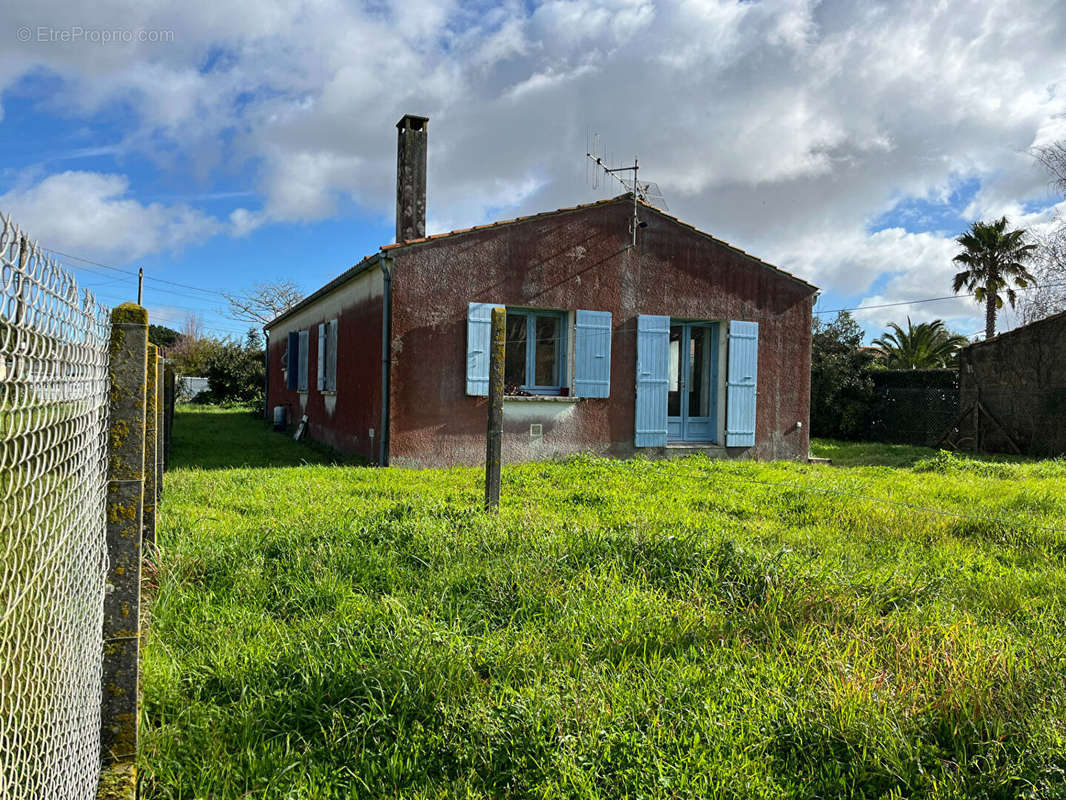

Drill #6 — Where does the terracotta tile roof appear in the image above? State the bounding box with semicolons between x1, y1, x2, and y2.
381;193;817;292
380;195;624;251
270;193;818;328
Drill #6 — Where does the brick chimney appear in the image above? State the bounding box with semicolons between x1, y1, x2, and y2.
395;114;428;243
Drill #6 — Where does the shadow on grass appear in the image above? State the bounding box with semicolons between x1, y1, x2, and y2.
811;439;936;468
811;438;1037;469
169;405;365;470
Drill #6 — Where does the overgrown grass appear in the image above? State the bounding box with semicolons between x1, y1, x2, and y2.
809;438;941;467
169;403;362;469
143;408;1066;798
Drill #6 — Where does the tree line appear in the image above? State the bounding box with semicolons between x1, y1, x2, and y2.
147;279;306;409
150;319;266;408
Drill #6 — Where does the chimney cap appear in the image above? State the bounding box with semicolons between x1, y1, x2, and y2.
397;114;429;131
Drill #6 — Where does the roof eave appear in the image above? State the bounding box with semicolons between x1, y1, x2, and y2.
381;193;817;294
264;252;382;330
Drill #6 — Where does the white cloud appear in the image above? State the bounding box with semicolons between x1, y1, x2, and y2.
834;200;1066;335
0;171;223;261
1;0;1064;339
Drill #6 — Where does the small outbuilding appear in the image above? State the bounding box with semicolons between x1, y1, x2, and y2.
264;116;819;467
957;309;1066;456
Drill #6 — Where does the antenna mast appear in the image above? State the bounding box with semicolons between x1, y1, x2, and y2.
586;148;641;247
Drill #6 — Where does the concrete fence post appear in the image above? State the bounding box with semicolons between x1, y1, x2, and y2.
163;360;175;471
484;306;505;512
156;354;165;500
143;344;159;551
100;302;148;776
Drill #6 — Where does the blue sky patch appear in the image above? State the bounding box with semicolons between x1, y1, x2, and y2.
870;177;980;237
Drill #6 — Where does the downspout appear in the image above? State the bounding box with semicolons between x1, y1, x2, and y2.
262;328;270;420
379;254;392;466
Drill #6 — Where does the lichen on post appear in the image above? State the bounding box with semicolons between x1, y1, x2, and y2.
163;360;176;471
143;344;159;551
100;302;148;769
156;356;165;499
484;306;505;511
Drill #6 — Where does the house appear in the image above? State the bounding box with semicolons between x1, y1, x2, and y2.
956;309;1066;456
264;115;818;467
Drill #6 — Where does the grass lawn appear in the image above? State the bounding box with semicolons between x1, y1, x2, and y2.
143;407;1066;798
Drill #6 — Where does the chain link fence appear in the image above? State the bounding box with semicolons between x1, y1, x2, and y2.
865;369;960;447
0;216;112;798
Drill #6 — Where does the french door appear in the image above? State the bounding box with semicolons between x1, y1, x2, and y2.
667;321;720;442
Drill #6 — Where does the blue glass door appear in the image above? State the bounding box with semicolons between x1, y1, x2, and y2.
667;322;719;443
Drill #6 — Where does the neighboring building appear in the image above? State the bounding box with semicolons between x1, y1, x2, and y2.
958;310;1066;456
177;376;210;401
264;116;819;467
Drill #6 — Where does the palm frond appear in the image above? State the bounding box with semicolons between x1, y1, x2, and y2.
952;216;1034;334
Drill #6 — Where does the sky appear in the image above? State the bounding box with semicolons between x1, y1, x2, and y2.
1;0;1065;341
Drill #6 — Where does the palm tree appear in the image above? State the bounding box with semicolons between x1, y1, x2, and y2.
952;216;1036;338
871;318;970;369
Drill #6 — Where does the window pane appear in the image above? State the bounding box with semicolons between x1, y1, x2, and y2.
505;314;527;388
688;326;712;417
668;325;682;417
534;315;559;386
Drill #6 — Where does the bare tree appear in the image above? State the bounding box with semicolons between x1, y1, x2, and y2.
222;280;303;326
1019;223;1066;324
169;313;222;376
1035;142;1066;188
1019;144;1066;323
180;312;205;341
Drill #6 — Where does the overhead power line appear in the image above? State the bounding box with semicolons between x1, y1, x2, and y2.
68;264;232;306
816;293;974;315
815;280;1066;316
38;246;255;334
41;247;227;297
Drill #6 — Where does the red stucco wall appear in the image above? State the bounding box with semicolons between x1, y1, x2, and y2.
386;199;814;467
266;270;384;461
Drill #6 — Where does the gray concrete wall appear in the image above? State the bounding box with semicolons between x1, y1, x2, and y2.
959;310;1066;456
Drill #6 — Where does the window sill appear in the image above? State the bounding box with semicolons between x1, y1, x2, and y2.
321;390;337;396
504;395;580;403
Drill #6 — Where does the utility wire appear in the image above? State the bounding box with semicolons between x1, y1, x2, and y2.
39;245;258;334
41;247;227;297
814;281;1066;316
82;286;251;335
70;265;234;306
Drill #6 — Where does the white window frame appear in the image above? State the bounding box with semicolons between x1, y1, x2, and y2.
504;307;568;395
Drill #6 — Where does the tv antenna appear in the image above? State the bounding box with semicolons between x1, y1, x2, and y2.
585;131;666;247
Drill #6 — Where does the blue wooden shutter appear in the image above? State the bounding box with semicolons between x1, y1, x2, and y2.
287;331;299;390
466;302;495;396
298;329;309;391
635;314;670;447
573;310;612;398
327;319;338;391
317;324;326;391
726;320;759;447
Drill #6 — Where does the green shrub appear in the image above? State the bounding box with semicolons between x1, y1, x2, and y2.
202;331;265;405
811;312;875;438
